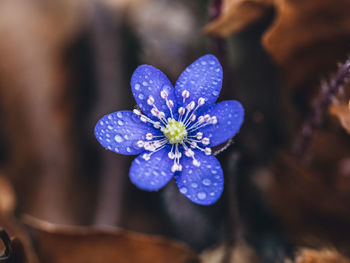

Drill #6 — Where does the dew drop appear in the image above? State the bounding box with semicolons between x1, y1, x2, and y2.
118;120;124;125
212;90;219;96
126;147;131;152
107;125;113;130
202;179;211;186
138;93;144;100
114;134;123;143
142;81;148;86
108;115;113;120
191;183;198;188
211;170;217;174
117;112;123;118
197;192;207;200
134;83;140;90
180;187;188;194
124;134;129;140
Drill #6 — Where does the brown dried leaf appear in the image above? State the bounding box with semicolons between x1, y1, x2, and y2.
294;248;350;263
329;103;350;134
200;242;260;263
204;0;274;37
268;132;350;247
0;176;16;216
23;216;198;263
206;0;350;104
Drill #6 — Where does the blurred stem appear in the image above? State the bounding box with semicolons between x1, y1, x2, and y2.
208;0;236;100
294;58;350;160
91;4;126;226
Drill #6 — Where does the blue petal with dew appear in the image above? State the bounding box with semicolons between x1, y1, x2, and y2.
199;100;244;147
175;150;224;205
175;54;222;111
131;65;177;120
129;146;174;191
94;111;159;155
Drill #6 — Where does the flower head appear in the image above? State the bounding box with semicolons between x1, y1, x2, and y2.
94;54;244;205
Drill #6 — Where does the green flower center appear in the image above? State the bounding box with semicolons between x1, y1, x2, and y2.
163;119;188;144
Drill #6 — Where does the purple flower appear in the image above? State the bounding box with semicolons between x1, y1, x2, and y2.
94;54;244;205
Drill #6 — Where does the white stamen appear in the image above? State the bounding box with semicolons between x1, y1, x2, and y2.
197;116;204;124
166;100;174;108
210;116;218;124
204;114;211;122
175;151;182;158
161;90;168;99
168;151;175;159
172;163;182;172
178;107;185;116
182;90;189;100
142;153;150;161
158;111;165;119
193;159;200;167
198;97;205;106
195;132;203;140
136;140;145;148
189;115;196;122
151;108;159;117
133;109;141;115
190;141;197;148
185;148;194;157
140;115;147;122
153;122;161;129
201;137;210;145
186;101;195;111
146;133;153;140
204;147;212;155
147;96;154;105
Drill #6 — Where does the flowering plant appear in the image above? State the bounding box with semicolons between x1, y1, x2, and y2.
95;54;244;205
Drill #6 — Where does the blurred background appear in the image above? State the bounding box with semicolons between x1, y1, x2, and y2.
1;0;350;262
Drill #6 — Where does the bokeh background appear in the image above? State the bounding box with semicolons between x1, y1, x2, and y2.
0;0;350;262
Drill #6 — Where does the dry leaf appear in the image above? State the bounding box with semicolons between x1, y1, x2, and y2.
200;242;260;263
204;0;274;37
205;0;350;105
329;103;350;134
293;248;350;263
23;216;198;263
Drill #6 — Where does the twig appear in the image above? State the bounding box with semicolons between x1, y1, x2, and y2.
294;57;350;160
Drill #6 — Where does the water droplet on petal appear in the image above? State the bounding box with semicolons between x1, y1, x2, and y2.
117;112;123;118
138;94;144;100
118;120;124;125
134;84;140;90
180;187;188;194
202;179;211;186
197;192;206;200
212;90;219;96
126;147;131;152
114;134;123;143
191;183;198;188
124;134;129;139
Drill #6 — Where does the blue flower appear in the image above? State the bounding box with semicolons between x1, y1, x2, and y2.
94;54;244;205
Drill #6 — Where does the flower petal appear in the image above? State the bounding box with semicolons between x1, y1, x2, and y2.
129;146;174;191
131;65;177;119
175;151;223;205
199;100;244;147
175;54;222;110
94;111;158;155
